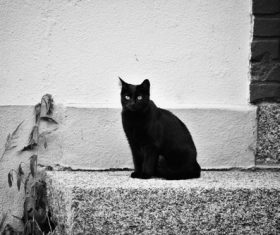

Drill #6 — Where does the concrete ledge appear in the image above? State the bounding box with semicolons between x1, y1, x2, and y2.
46;170;280;234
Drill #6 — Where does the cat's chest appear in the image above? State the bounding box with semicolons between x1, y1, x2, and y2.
122;116;151;138
124;119;148;133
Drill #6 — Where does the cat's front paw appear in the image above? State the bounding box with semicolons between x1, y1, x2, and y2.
131;171;142;178
131;171;152;179
140;173;152;179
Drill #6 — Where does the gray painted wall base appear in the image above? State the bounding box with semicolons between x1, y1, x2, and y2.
0;105;256;170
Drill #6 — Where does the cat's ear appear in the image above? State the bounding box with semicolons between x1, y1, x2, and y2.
118;77;127;87
141;79;150;90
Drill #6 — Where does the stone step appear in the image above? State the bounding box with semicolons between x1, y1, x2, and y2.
46;170;280;235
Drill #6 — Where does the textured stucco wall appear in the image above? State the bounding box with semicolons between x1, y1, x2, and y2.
0;0;251;107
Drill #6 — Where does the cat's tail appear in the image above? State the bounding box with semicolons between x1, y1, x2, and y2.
156;155;201;180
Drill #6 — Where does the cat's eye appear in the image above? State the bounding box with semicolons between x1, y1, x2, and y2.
137;96;143;100
125;95;131;100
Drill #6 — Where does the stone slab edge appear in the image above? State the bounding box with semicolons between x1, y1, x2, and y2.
46;171;280;235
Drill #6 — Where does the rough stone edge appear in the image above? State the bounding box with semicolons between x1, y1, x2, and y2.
46;175;73;235
45;170;280;235
256;103;280;165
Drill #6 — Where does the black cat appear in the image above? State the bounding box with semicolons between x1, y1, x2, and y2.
120;77;201;180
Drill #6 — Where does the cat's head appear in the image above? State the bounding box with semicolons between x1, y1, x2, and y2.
119;77;150;112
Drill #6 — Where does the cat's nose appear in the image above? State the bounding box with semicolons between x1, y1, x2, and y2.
127;103;136;111
129;101;135;106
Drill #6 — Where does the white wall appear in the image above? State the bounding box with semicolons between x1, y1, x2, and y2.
0;0;251;107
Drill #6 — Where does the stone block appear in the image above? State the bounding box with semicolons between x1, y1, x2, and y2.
253;0;280;14
250;83;280;103
251;40;280;61
46;171;280;235
251;59;280;82
256;103;280;164
254;18;280;37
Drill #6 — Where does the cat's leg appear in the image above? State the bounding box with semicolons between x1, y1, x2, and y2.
155;155;170;179
130;144;144;178
179;147;201;179
156;148;201;180
141;146;159;179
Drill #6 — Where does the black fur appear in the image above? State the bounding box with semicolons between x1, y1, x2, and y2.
120;78;201;180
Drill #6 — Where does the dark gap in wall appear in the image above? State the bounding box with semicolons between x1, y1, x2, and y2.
250;80;280;85
253;13;280;18
251;97;280;105
253;35;280;39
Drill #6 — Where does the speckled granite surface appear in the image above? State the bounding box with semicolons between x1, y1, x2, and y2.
257;103;280;165
46;171;280;235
